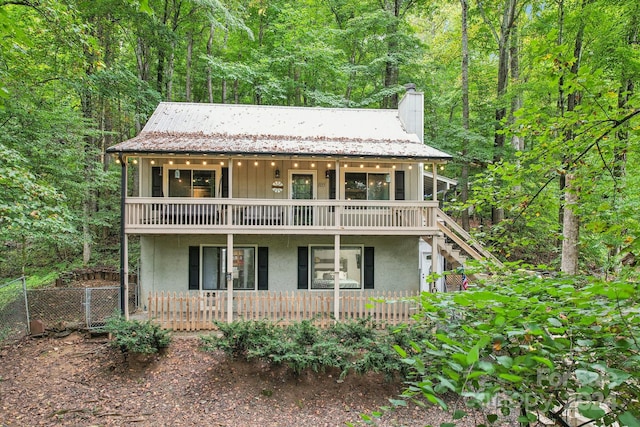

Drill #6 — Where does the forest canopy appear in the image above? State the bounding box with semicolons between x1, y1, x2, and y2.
0;0;638;277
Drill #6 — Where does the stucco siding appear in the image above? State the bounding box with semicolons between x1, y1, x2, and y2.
139;234;420;302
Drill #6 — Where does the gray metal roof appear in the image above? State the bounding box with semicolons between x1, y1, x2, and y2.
107;102;452;161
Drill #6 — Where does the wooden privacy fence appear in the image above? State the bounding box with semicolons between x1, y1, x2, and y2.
148;290;420;331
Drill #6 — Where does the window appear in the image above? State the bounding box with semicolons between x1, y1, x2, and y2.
164;165;220;198
344;172;391;200
310;246;362;290
201;247;256;290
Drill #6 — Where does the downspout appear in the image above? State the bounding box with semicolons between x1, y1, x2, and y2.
119;153;127;315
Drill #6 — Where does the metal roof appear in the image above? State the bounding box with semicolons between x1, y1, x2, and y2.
107;102;452;161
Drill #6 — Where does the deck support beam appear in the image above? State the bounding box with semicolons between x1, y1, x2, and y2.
119;154;128;317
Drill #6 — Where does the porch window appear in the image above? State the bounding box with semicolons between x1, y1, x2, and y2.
310;246;362;290
164;164;221;198
201;247;256;290
344;172;390;200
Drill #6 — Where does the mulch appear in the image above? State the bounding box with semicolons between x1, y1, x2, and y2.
0;333;512;426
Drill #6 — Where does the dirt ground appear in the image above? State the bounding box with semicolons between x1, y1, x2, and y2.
0;332;513;427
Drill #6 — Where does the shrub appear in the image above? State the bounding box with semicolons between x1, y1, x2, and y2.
201;318;419;380
104;315;171;355
201;319;282;359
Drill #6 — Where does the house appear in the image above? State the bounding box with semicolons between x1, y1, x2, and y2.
107;86;486;326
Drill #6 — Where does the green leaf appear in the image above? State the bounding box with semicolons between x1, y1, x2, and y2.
577;403;606;420
388;399;407;407
498;373;523;382
547;317;563;327
393;345;407;358
453;410;466;420
467;343;480;365
487;413;499;423
575;369;599;385
531;356;553;369
496;356;513;368
619;411;640;427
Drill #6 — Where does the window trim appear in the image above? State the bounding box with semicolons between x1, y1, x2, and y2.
199;244;258;291
163;164;222;198
307;245;364;291
341;167;395;201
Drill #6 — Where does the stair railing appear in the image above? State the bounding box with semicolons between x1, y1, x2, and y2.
435;208;504;269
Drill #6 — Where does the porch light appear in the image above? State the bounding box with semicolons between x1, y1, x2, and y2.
360;164;364;168
440;165;445;170
150;160;155;165
376;165;380;169
237;161;242;166
311;163;315;168
132;159;138;165
409;165;413;169
254;161;259;166
271;161;275;166
169;160;174;165
275;169;280;178
202;161;207;165
392;165;396;169
220;161;225;165
185;160;190;165
294;163;298;167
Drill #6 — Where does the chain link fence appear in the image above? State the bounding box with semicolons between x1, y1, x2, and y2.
27;284;138;330
0;277;29;344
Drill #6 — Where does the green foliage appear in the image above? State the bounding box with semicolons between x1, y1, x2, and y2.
201;318;429;380
104;315;171;356
395;272;640;426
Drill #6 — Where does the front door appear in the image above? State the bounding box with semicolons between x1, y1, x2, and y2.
290;172;316;225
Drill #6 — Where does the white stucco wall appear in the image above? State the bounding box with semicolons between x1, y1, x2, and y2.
138;234;420;304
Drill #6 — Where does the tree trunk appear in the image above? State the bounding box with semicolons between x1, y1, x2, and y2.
460;0;470;231
185;33;193;102
478;0;519;225
382;0;400;109
560;174;579;274
207;23;214;103
509;23;523;151
560;1;587;274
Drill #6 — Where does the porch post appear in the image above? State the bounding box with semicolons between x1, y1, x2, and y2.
333;234;340;321
123;235;129;319
227;158;233;225
118;154;127;316
432;163;438;202
334;161;341;228
226;233;234;323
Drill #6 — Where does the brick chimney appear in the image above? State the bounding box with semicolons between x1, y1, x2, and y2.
398;83;424;143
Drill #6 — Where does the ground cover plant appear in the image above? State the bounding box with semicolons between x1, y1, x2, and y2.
200;317;430;381
392;271;640;427
104;315;172;357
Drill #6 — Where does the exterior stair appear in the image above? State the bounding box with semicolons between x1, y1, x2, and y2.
424;208;503;284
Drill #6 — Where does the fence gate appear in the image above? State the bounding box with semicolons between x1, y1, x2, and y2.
84;287;120;329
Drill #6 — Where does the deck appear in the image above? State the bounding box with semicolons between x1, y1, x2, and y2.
125;198;439;235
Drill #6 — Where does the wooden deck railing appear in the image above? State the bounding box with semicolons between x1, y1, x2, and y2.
148;290;420;331
126;198;438;235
